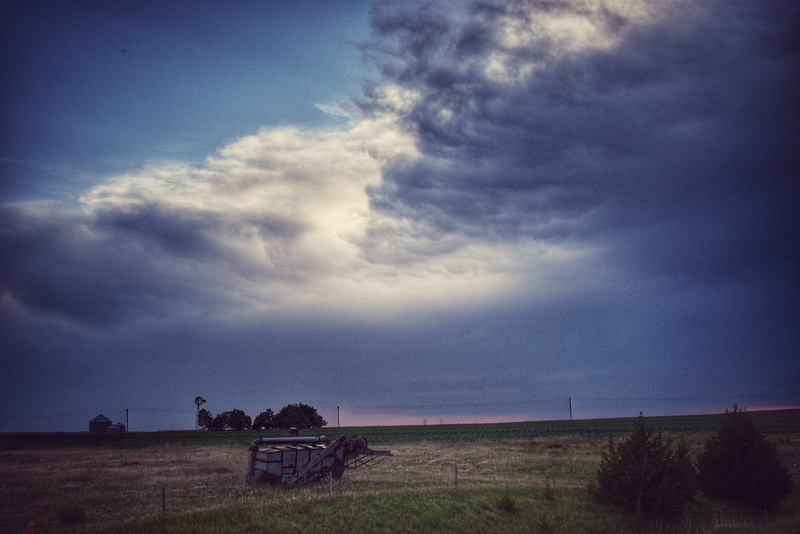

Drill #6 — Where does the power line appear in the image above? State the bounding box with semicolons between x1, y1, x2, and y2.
346;392;799;412
3;392;797;423
1;407;193;422
581;393;799;402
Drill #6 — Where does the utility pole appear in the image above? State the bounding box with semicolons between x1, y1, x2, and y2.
337;406;340;427
126;408;129;432
569;398;573;421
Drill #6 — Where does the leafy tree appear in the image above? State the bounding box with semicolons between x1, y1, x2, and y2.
252;409;275;430
697;405;792;508
273;403;327;429
227;408;252;431
209;412;228;431
205;409;252;431
197;408;213;430
595;413;697;520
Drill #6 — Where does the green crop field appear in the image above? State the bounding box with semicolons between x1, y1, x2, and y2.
1;409;798;533
3;409;798;450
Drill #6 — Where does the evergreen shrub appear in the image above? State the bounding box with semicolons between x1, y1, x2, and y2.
595;413;697;520
696;405;792;508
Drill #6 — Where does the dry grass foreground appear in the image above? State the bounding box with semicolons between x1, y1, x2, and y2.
1;434;798;533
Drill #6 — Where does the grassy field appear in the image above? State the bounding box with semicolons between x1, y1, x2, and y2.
3;408;798;450
1;410;798;533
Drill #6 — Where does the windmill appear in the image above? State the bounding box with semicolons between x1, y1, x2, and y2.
194;396;207;428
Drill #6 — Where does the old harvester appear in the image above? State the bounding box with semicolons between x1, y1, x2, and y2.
246;435;391;485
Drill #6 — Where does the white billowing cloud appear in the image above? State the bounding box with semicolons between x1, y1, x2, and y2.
486;0;640;83
79;88;582;321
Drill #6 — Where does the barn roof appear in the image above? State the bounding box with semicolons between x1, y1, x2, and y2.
90;414;112;423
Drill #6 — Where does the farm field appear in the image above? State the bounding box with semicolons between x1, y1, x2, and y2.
1;409;798;533
3;408;799;450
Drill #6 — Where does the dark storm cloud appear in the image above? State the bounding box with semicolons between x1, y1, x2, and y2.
364;0;800;261
0;204;307;325
0;206;192;324
93;203;305;260
347;0;800;416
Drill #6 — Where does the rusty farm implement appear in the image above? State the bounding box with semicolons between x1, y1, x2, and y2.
246;435;391;485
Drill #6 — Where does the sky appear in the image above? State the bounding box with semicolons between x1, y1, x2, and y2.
1;0;798;432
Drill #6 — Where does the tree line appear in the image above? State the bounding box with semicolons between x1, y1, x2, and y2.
197;403;327;431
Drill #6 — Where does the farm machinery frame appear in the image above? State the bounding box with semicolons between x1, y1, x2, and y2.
246;435;391;485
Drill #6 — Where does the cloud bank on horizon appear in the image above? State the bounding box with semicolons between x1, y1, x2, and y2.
1;0;798;431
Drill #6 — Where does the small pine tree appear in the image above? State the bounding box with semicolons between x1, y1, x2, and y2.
697;405;792;508
595;413;698;520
